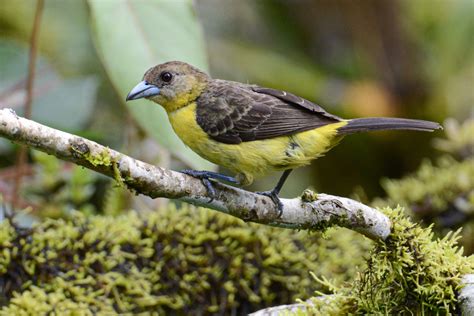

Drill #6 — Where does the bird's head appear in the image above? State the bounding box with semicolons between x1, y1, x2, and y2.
126;61;210;112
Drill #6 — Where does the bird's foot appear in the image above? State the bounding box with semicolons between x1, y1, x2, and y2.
256;190;284;218
180;169;238;202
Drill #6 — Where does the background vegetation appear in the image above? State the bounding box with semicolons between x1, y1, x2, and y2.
0;0;472;313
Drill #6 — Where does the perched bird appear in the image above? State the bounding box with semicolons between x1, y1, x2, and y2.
127;61;441;213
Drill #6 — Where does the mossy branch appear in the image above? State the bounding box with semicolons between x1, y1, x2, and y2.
0;108;391;239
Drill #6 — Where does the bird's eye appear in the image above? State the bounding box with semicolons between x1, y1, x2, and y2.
160;72;173;82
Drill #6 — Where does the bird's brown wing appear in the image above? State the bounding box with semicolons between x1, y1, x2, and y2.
195;82;342;144
252;87;341;121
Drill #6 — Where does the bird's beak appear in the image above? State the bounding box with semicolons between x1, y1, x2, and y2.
126;81;160;101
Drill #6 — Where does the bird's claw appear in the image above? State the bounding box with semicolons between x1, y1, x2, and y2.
180;169;220;202
256;190;284;218
181;168;240;203
201;178;217;202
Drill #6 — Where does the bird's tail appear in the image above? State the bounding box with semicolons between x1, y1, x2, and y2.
337;117;442;135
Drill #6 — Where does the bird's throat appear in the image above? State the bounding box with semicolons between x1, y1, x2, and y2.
160;79;208;113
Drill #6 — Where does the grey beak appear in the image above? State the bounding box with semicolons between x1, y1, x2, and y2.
126;81;160;101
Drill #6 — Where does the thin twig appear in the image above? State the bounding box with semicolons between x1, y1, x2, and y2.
12;0;45;208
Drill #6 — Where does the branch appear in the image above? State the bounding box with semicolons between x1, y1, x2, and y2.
248;297;328;315
0;108;391;240
251;275;474;315
460;274;474;315
249;303;308;315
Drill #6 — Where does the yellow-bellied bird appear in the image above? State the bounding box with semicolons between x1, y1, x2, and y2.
127;61;441;213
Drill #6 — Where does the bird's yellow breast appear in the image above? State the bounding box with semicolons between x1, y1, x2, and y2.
168;102;347;185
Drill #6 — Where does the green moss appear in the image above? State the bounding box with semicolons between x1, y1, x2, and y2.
299;295;355;316
376;156;474;254
72;145;113;168
433;118;474;159
75;146;128;189
379;156;474;215
301;189;318;203
375;118;474;255
0;205;370;314
303;207;474;315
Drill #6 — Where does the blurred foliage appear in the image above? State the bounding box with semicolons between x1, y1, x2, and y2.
18;151;135;220
433;119;474;159
88;0;213;170
0;0;211;207
22;151;101;218
0;41;98;131
0;0;98;76
0;206;370;314
198;0;473;197
381;157;473;222
300;207;474;315
374;119;474;254
0;1;472;313
208;39;325;102
1;0;473;204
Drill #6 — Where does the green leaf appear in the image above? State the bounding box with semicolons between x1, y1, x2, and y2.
0;40;98;132
88;0;214;170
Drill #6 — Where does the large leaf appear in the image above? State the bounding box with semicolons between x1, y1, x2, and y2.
0;40;98;153
0;41;98;130
88;0;214;170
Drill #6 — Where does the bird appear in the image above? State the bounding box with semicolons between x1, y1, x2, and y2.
126;61;441;214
